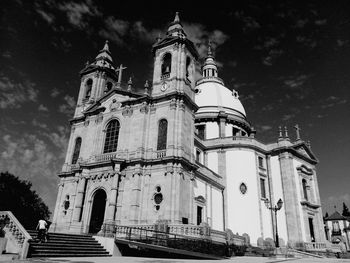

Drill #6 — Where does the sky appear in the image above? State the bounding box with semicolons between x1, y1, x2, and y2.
1;0;349;217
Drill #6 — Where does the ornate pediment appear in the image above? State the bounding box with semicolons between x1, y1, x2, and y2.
293;143;317;161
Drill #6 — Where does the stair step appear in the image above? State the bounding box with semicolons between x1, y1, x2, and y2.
29;253;111;258
27;229;111;258
30;242;104;248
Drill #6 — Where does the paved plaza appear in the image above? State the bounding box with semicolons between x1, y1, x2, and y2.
1;255;350;263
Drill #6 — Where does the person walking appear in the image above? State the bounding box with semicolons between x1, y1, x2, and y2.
36;218;47;243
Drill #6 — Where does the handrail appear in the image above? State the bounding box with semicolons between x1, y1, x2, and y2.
0;211;32;259
100;223;230;257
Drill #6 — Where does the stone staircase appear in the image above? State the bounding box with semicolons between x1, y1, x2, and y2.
26;230;111;258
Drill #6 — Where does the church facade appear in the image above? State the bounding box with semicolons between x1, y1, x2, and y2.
51;13;326;247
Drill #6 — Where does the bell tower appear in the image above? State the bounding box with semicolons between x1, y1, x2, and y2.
151;12;198;100
74;41;118;118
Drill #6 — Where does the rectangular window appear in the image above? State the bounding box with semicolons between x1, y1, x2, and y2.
196;125;205;140
182;217;188;224
196;149;201;163
197;206;203;225
260;178;266;198
309;218;315;242
258;156;264;168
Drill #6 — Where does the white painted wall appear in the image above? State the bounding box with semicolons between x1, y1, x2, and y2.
206;122;219;139
226;150;261;245
212;188;224;231
269;156;288;243
207;151;218;173
292;159;307;241
225;123;233;137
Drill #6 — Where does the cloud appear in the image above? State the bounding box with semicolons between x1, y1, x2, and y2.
183;23;229;59
38;104;49;112
57;0;101;30
50;88;60;98
0;76;39;109
320;96;347;109
99;17;130;46
36;8;55;24
58;95;76;117
0;131;68;212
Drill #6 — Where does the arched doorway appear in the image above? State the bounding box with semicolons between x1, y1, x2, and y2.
89;189;107;234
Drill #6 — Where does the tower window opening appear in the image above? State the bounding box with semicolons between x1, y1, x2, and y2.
196;125;206;140
258;156;264;168
103;120;120;153
195;149;201;163
161;53;172;78
186;56;191;79
71;137;82;164
85;78;93;99
260;178;266;199
105;81;113;93
157;119;168;150
302;179;308;201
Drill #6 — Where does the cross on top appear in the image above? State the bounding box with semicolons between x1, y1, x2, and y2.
116;64;127;84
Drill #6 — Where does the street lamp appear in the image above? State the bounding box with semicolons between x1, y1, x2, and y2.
265;198;283;248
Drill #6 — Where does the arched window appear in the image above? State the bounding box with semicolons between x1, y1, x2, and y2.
85;79;93;99
161;53;172;76
302;179;308;201
71;137;82;164
157;119;168;150
103;120;120;153
186;56;191;78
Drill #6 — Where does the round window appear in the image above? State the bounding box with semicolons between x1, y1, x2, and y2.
154;193;163;204
156;186;161;192
239;183;247;195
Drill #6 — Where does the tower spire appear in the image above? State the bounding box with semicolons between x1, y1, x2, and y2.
95;40;114;69
202;40;218;78
167;12;186;37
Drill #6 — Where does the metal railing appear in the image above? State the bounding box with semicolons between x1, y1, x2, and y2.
100;223;229;257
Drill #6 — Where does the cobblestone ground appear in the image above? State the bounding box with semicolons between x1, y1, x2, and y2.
2;256;350;263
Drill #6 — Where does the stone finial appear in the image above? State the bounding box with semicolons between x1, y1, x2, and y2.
85;60;90;67
207;40;213;57
278;126;283;139
156;33;161;43
284;126;289;139
174;12;180;23
102;40;110;52
144;80;149;94
307;140;311;148
127;77;132;91
294;124;301;141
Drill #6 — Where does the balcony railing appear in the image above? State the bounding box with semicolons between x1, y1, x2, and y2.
0;211;32;258
161;73;170;80
304;242;326;251
156;150;166;158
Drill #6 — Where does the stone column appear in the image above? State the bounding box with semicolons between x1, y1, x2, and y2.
52;181;65;230
106;173;119;223
72;176;86;222
218;116;226;138
279;152;303;244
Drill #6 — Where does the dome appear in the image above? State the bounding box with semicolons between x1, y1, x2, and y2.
195;79;246;118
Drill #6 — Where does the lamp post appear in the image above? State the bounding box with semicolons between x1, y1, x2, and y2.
265;198;283;248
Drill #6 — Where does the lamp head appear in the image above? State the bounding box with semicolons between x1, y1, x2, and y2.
277;198;283;210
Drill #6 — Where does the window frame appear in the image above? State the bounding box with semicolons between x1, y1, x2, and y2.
103;119;120;154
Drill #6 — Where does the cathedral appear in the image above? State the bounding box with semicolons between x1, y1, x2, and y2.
51;13;325;248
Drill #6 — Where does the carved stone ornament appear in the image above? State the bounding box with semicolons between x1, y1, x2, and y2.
122;105;133;117
84;120;90;126
95;113;103;124
140;101;149;114
109;99;121;112
170;98;177;109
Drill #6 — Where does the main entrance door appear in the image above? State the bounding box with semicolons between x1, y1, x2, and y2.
89;189;107;234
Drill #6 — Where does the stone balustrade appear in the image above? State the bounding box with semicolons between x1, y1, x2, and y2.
304;242;326;251
0;211;31;259
156;150;166;158
168;224;203;237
